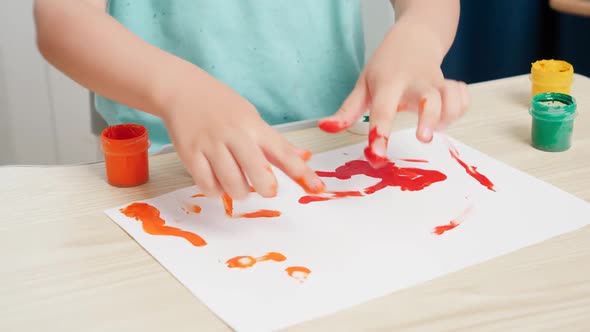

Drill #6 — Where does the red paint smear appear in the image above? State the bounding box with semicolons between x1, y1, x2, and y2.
433;221;459;235
120;202;207;246
299;190;363;204
364;127;390;169
318;119;348;133
449;148;495;192
400;158;428;163
285;266;311;282
238;209;282;218
303;160;446;204
226;252;287;269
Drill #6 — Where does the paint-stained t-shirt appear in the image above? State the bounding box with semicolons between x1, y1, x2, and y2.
95;0;365;152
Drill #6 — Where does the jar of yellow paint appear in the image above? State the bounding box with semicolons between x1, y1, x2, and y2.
530;60;574;97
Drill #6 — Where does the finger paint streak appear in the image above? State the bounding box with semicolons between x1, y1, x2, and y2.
120;202;207;246
300;160;446;204
191;193;206;198
318;119;348;133
449;148;495;192
226;252;287;269
433;206;472;235
433;221;459;235
238;209;282;218
399;158;428;163
286;266;311;283
299;190;363;204
364;127;390;169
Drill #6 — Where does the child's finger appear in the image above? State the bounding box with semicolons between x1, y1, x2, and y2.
206;145;251;200
459;81;471;112
437;80;463;131
416;87;442;143
228;137;278;198
318;75;368;133
188;152;223;198
261;130;325;195
365;83;404;168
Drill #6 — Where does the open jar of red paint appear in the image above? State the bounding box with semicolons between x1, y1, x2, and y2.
101;124;150;187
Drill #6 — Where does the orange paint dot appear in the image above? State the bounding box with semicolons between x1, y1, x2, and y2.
285;266;311;283
300;150;312;162
191;204;202;214
120;202;207;247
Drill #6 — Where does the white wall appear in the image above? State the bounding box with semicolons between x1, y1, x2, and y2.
0;0;393;166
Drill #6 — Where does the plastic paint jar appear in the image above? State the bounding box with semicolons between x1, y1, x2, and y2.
530;59;574;97
529;92;577;152
101;124;150;187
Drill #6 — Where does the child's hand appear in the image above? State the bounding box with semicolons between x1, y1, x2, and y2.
318;6;468;168
161;73;324;200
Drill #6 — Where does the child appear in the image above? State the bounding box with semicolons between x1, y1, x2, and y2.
34;0;469;200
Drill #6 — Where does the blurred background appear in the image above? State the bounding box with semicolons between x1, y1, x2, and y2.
1;0;589;166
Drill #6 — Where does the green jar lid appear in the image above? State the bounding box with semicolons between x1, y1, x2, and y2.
529;92;576;122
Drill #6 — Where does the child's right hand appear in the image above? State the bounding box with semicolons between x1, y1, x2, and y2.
160;72;325;200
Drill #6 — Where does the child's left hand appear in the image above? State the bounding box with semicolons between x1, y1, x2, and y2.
318;18;469;168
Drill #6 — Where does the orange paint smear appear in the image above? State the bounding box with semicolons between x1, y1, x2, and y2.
299;190;363;204
219;193;281;219
294;176;325;195
222;193;234;216
419;98;427;110
226;252;287;269
238;210;282;218
120;202;207;246
192;193;206;198
364;127;390;169
449;148;495;192
285;266;311;282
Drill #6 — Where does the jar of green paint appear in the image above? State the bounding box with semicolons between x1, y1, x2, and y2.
529;92;577;152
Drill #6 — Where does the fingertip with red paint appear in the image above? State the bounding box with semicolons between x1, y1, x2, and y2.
318;118;350;133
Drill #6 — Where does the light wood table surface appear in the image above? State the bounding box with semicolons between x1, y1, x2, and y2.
1;74;590;332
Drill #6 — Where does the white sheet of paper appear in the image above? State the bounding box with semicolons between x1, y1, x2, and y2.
105;128;590;332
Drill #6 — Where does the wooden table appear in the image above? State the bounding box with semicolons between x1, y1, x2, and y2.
2;74;590;332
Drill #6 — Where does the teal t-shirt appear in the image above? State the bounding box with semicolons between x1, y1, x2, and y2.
96;0;366;152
